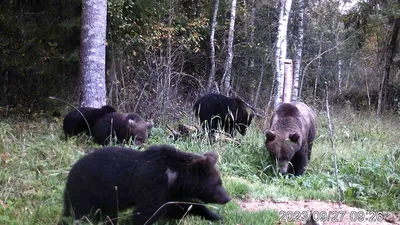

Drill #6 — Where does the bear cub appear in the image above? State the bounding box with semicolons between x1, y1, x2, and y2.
193;93;254;137
93;112;153;146
60;145;231;225
62;105;116;137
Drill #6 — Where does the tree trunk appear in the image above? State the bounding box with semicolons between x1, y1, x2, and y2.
313;31;324;107
292;0;304;101
283;59;293;102
334;5;343;95
165;0;174;104
248;0;257;101
249;0;256;69
273;0;292;109
207;0;220;92
254;61;265;108
80;0;108;107
377;18;400;116
336;32;343;95
221;0;237;96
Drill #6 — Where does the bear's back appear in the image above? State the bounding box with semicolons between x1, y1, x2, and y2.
194;93;231;115
292;102;317;134
62;107;95;135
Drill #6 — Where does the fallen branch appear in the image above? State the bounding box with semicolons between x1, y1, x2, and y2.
166;124;181;141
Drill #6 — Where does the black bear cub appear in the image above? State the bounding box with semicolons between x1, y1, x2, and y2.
193;93;254;137
62;105;116;137
60;145;231;225
93;112;153;146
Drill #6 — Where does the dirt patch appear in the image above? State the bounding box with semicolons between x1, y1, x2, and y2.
238;198;400;225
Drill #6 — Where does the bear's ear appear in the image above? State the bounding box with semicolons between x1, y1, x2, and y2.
265;130;275;142
190;152;219;169
128;119;137;126
204;152;219;166
147;120;154;129
289;132;300;143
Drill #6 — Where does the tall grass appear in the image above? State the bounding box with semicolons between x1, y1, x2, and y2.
0;108;399;224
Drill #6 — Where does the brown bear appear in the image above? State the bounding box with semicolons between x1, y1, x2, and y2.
193;93;254;137
264;102;317;176
59;145;231;225
62;105;116;137
93;112;153;146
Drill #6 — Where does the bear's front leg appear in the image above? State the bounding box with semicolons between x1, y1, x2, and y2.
291;150;308;176
186;204;222;221
132;204;167;225
164;202;222;221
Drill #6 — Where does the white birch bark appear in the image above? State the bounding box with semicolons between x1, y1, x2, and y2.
80;0;107;107
334;3;343;95
249;0;256;69
292;0;304;101
273;0;292;109
221;0;237;96
249;0;257;101
336;32;343;95
166;0;174;102
207;0;220;92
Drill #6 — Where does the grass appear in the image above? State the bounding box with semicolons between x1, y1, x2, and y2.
0;108;399;224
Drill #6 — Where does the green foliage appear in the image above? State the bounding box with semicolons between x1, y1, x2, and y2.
224;177;251;199
0;1;81;109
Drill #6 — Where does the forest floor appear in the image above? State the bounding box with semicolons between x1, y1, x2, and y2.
238;198;400;225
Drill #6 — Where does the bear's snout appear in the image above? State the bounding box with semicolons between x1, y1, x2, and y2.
279;161;289;174
214;186;231;204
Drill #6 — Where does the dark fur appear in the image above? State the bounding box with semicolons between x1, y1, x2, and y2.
62;105;116;137
93;112;153;146
264;102;317;176
193;93;254;136
60;145;231;225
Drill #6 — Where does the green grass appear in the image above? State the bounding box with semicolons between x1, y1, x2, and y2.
0;109;399;224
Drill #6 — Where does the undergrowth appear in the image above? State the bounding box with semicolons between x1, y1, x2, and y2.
0;108;399;224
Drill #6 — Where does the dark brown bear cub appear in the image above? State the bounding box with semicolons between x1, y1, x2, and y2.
62;105;116;137
193;93;254;137
93;112;153;146
264;102;317;176
59;145;231;225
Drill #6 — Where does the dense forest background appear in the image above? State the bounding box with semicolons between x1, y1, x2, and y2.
1;0;399;122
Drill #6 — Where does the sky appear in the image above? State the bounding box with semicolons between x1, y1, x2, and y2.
339;0;360;13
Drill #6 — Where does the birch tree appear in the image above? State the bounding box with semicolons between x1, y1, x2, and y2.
273;0;292;109
377;17;400;116
207;0;220;92
335;25;343;95
248;0;257;101
80;0;107;107
221;0;237;96
292;0;304;101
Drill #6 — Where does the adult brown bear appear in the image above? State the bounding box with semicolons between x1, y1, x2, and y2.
264;102;317;176
59;145;231;225
93;112;153;146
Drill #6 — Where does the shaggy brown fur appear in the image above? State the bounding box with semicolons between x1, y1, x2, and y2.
264;102;317;176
